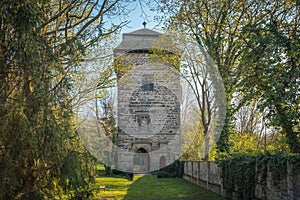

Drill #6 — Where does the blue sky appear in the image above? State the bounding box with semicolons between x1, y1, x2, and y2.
122;10;160;32
114;2;163;34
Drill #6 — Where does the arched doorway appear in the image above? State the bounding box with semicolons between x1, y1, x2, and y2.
133;148;150;173
160;156;166;169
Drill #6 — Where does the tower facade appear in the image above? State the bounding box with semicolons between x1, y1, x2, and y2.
113;28;181;173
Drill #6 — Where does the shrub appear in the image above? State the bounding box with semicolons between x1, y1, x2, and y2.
157;160;184;178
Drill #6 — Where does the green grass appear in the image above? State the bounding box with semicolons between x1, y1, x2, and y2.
93;173;224;200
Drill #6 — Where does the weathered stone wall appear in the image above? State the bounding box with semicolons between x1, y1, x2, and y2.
117;53;180;138
115;52;181;172
183;161;300;200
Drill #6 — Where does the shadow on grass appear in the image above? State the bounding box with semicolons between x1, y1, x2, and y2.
93;166;224;200
123;175;225;200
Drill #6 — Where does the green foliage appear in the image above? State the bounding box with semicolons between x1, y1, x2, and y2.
217;152;300;200
239;2;300;152
216;115;235;154
181;109;205;161
157;0;300;154
217;153;257;199
159;0;253;154
0;0;124;199
156;160;184;178
229;132;289;153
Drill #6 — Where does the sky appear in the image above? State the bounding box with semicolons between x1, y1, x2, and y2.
113;1;164;34
122;8;160;32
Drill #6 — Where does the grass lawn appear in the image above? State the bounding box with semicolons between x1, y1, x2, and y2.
92;173;224;200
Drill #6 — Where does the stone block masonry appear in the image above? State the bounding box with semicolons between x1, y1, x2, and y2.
113;28;181;173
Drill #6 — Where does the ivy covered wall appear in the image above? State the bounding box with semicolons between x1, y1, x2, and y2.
183;153;300;200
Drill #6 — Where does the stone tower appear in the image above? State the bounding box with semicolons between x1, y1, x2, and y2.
113;27;181;173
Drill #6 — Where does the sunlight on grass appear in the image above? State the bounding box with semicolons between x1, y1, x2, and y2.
92;174;143;200
93;173;224;200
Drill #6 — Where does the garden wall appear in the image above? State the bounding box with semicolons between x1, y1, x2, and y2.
183;161;300;200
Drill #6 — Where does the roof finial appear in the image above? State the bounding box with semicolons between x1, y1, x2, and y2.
143;21;147;28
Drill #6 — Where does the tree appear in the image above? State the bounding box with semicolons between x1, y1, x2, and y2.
150;33;226;161
0;0;126;198
180;83;204;160
239;0;300;153
181;107;205;161
96;88;117;175
153;0;300;154
232;100;288;152
154;0;257;154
